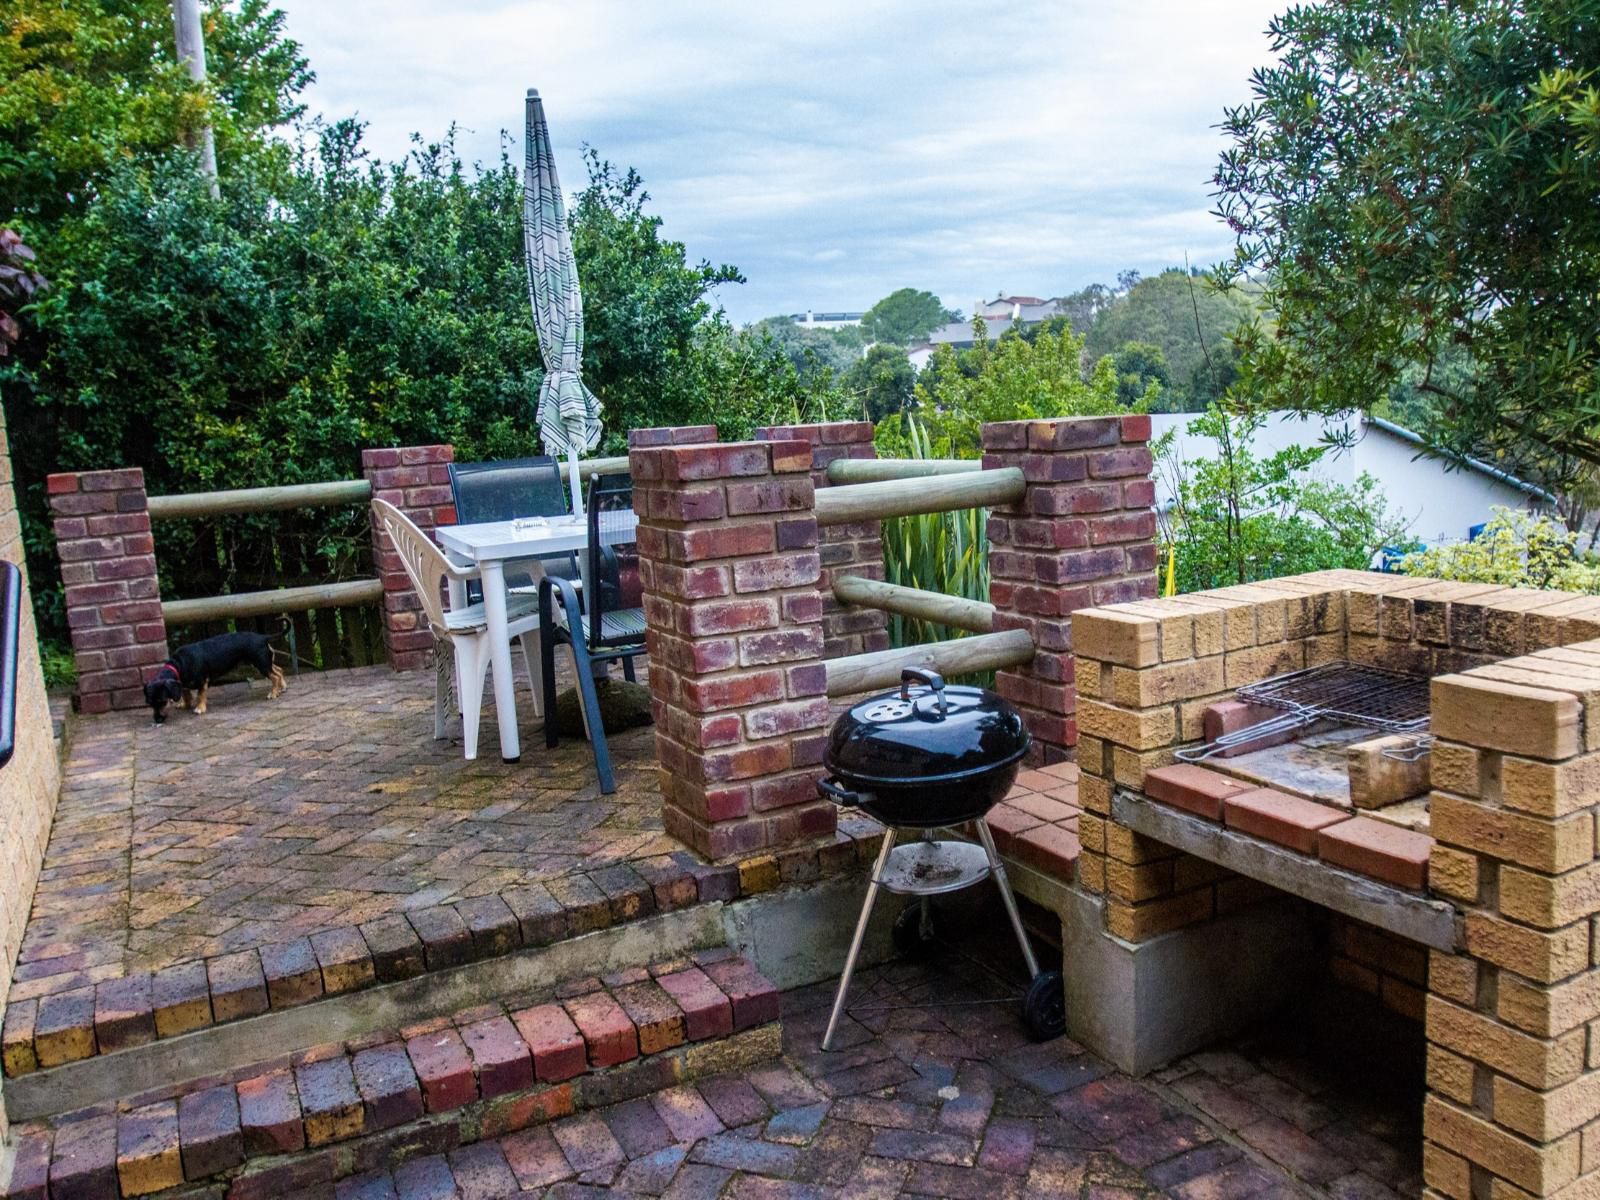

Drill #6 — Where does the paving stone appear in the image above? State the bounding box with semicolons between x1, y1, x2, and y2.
868;1126;977;1166
237;1069;304;1156
116;1100;184;1196
698;1074;771;1128
551;1111;625;1173
258;939;324;1009
659;1162;734;1199
4;1127;51;1200
652;1084;725;1143
500;1125;574;1190
656;967;734;1043
92;972;155;1053
501;884;569;946
206;951;268;1023
1142;1141;1245;1189
391;1153;457;1200
564;990;638;1068
460;1014;534;1098
903;1161;1025;1199
690;1131;801;1176
336;1170;399;1200
1236;1113;1352;1185
50;1112;118;1200
455;894;522;958
603;1096;677;1158
177;1083;243;1179
150;961;212;1038
296;1055;366;1146
359;916;427;983
35;985;96;1066
3;998;37;1076
512;1003;589;1084
310;925;377;994
765;1101;830;1144
351;1041;425;1130
614;1143;689;1194
405;1027;477;1112
405;906;474;971
700;957;780;1031
976;1115;1036;1175
613;979;688;1055
447;1141;521;1200
634;855;700;912
590;863;657;923
546;874;613;935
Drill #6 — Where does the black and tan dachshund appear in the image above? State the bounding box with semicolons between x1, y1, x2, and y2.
144;618;289;724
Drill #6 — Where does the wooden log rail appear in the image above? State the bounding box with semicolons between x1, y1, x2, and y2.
161;579;385;625
812;467;1024;526
146;457;631;522
832;574;994;634
824;628;1034;697
826;457;981;484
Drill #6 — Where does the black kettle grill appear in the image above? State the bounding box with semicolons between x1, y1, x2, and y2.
817;668;1066;1047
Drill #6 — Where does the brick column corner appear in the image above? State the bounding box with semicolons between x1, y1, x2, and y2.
753;421;887;658
362;444;455;672
981;414;1158;762
631;437;836;861
629;425;718;449
45;468;166;713
1422;654;1600;1200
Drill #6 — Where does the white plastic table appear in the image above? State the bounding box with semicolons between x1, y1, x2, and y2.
435;513;638;761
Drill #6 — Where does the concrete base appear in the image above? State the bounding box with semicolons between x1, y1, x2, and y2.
1062;887;1316;1077
723;871;903;990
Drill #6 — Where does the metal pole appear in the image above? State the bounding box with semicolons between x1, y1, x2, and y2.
821;828;897;1051
976;820;1041;978
171;0;220;197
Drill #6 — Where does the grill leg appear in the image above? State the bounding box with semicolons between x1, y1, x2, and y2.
821;827;897;1052
977;820;1041;978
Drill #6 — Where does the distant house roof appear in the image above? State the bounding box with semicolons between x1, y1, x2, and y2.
996;295;1045;306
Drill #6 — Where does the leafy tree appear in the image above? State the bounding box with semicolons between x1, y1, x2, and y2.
842;344;914;423
1;0;312;228
0;231;46;356
1082;269;1256;412
1215;0;1600;490
1155;406;1410;591
746;316;864;383
1051;283;1116;335
860;287;952;346
1111;342;1169;409
904;319;1132;456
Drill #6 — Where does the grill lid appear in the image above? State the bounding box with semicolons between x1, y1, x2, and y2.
825;668;1030;785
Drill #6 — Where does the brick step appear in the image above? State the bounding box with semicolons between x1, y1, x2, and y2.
4;820;883;1086
0;951;781;1200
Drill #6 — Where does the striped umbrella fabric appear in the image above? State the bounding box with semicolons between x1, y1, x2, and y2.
524;88;603;469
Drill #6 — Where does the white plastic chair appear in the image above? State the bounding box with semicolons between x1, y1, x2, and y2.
372;499;546;760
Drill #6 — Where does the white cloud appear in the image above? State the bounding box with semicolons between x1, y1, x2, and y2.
274;0;1282;321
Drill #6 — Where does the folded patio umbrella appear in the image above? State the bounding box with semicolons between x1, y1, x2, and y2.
524;87;603;516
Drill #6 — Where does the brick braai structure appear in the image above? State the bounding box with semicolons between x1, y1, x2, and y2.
630;425;718;450
983;414;1160;763
362;444;455;672
754;421;888;659
46;467;167;713
631;436;836;860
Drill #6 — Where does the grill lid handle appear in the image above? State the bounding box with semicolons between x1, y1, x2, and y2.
900;667;947;716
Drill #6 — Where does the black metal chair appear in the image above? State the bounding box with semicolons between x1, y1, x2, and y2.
446;456;580;596
539;474;646;793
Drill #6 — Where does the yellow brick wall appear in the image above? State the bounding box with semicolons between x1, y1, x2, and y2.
0;403;62;1133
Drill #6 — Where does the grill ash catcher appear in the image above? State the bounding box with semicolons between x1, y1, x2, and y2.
816;668;1066;1049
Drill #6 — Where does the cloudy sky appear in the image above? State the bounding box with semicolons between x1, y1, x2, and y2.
274;1;1283;325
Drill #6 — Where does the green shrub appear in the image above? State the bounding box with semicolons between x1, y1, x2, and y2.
1399;508;1600;593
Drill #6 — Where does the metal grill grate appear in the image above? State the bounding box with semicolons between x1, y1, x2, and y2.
1177;662;1431;762
1235;663;1432;733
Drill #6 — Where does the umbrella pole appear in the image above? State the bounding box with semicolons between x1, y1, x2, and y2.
568;445;584;518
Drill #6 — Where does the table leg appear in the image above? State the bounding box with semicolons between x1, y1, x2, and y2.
480;560;521;762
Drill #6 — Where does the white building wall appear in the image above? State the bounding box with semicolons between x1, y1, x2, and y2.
1149;411;1544;548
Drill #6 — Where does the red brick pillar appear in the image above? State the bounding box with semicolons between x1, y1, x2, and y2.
362;444;455;671
753;422;887;658
631;435;836;860
629;425;718;449
982;414;1158;762
46;468;166;713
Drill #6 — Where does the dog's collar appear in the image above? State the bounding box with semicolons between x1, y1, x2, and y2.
155;662;180;682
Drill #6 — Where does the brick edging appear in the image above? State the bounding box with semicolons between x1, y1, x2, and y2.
3;823;882;1079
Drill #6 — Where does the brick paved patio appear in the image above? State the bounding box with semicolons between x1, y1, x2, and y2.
18;665;671;997
319;953;1422;1198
